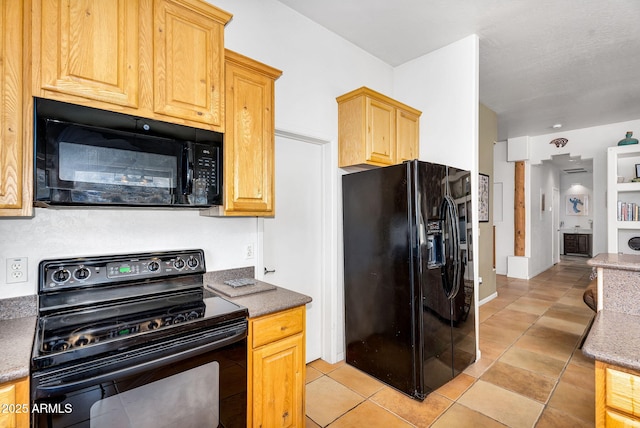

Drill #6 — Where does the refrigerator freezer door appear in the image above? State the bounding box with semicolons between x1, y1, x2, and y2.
342;163;421;398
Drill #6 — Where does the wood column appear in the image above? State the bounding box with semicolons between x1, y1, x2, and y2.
514;161;526;256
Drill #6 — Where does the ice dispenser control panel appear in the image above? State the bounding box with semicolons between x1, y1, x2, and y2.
426;220;444;269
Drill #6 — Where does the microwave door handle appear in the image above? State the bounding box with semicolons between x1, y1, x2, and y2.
182;145;193;196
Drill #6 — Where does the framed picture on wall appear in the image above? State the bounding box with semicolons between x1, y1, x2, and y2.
566;194;588;216
478;173;489;222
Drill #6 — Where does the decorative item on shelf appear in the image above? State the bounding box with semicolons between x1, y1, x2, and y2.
550;138;568;148
628;237;640;251
618;131;639;146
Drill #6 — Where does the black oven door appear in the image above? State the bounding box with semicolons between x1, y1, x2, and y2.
31;321;247;428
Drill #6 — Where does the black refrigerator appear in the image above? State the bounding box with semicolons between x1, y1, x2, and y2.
342;159;476;401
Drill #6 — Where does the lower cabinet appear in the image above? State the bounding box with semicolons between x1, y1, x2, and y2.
0;377;29;428
248;306;306;428
596;360;640;427
564;233;592;256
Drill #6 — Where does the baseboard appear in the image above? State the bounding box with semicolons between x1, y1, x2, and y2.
479;292;498;306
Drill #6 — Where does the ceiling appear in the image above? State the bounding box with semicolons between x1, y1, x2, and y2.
275;0;640;141
542;154;593;175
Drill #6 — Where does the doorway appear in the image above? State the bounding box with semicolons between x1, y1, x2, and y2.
260;131;331;362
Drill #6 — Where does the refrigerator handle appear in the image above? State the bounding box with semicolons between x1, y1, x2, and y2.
442;195;462;300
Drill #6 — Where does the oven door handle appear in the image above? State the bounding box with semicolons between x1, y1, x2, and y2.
34;328;246;398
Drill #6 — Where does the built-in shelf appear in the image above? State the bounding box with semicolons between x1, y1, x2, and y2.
608;145;640;254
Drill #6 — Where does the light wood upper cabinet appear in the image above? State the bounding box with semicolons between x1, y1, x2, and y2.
33;0;230;131
202;50;282;216
35;0;142;109
0;377;30;428
153;0;229;128
0;0;32;217
396;108;421;163
248;306;305;428
337;86;421;168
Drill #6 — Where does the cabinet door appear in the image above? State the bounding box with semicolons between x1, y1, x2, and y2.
153;0;229;129
396;108;420;163
365;97;395;165
252;333;304;428
37;0;141;108
564;234;577;253
0;378;29;428
0;0;31;216
577;235;587;254
223;51;281;216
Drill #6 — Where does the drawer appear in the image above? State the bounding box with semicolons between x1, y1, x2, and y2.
606;367;640;417
251;306;304;348
606;409;640;427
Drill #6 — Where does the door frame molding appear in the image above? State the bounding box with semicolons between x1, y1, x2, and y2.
257;128;340;363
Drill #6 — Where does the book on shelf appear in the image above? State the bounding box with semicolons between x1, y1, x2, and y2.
617;200;640;221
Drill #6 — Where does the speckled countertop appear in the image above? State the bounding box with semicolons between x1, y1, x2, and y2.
560;229;593;234
588;253;640;271
203;268;312;318
0;316;36;384
0;268;312;384
583;310;640;371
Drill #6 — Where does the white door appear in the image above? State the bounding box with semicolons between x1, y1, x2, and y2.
261;134;324;362
553;187;560;264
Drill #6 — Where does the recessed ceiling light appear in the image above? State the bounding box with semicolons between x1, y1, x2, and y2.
552;123;563;129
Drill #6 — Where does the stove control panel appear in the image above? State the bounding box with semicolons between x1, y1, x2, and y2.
39;250;206;292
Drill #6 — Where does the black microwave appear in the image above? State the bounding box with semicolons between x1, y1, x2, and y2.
34;98;222;208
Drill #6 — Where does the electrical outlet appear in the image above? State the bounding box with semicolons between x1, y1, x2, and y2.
6;257;28;284
245;244;254;260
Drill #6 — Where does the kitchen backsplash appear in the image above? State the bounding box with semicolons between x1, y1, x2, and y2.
0;208;258;299
0;295;36;320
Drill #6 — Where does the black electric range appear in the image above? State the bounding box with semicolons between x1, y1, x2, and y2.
30;249;249;428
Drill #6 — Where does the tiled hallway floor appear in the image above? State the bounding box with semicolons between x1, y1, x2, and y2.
305;257;596;427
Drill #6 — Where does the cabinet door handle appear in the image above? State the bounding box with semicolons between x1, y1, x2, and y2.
264;267;276;274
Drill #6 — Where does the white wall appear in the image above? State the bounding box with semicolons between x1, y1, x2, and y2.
0;210;256;298
559;172;594;231
529;120;640;257
394;35;479;172
529;163;560;277
494;119;640;275
493;141;514;275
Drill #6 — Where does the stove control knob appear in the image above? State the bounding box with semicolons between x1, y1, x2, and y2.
187;256;199;269
172;314;186;324
173;258;185;270
186;311;199;321
52;269;71;283
74;267;91;280
148;261;160;272
74;336;91;347
147;320;160;330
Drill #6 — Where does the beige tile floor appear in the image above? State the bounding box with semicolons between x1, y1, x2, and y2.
305;256;596;427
